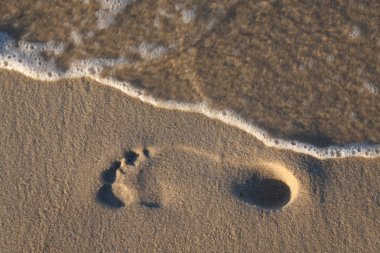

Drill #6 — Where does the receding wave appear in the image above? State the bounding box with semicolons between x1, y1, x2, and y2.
1;31;379;159
3;0;379;147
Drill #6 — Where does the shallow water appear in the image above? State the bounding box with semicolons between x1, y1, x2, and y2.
0;0;379;147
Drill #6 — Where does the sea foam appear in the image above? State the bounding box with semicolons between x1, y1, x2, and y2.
96;0;135;29
0;32;379;160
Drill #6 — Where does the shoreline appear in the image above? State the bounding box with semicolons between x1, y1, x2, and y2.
1;0;379;148
0;64;378;159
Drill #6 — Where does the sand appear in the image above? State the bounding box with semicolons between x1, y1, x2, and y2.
0;69;379;252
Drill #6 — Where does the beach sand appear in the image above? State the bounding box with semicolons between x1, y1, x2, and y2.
0;69;379;252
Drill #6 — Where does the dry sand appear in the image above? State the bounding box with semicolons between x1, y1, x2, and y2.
0;69;379;252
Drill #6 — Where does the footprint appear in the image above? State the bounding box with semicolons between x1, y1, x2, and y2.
172;145;301;211
97;145;301;211
232;162;300;211
96;147;162;209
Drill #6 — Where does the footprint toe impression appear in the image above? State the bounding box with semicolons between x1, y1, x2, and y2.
97;147;163;209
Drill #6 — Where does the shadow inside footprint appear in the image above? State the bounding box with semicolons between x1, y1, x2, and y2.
143;148;150;158
101;161;121;184
124;151;139;165
96;184;125;208
140;200;161;209
233;175;291;210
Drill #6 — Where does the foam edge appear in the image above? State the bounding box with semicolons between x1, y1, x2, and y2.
0;32;379;160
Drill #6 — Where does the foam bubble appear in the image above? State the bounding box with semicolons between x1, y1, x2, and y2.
70;30;83;45
349;25;362;39
96;0;134;29
174;4;197;24
181;8;197;24
129;43;168;60
0;31;379;159
364;81;378;95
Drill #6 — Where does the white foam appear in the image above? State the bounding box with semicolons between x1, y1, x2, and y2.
0;32;379;160
174;4;197;24
364;81;378;95
349;25;362;39
96;0;134;29
181;8;197;24
128;43;168;60
70;30;83;46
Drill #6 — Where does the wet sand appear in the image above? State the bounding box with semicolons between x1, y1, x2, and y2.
0;69;379;252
